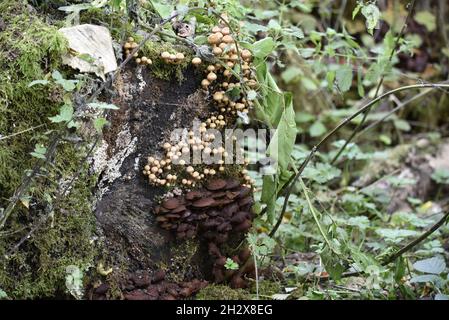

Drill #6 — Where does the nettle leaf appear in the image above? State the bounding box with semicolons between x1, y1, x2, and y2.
94;117;109;132
415;11;436;32
413;256;446;275
252;37;276;59
88;102;120;110
303;163;341;184
335;64;353;92
48;104;74;123
361;3;381;35
375;228;420;243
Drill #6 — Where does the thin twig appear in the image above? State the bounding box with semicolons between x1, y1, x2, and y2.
268;82;449;238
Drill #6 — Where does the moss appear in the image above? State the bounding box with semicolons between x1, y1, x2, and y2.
160;239;200;283
138;38;194;82
0;0;68;201
248;279;281;298
195;284;253;300
0;0;99;299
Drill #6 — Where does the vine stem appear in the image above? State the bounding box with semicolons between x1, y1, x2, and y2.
330;0;417;165
268;82;449;238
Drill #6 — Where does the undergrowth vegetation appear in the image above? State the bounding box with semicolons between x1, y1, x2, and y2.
0;0;448;300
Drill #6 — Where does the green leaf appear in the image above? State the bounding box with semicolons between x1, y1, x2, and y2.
224;258;239;270
320;246;346;280
335;64;353;92
352;3;363;19
281;67;302;84
48;104;74;123
246;90;257;101
94;117;109;132
88;102;120;110
431;168;449;185
30;144;47;160
28;79;50;87
0;288;7;299
394;119;411;131
268;94;297;173
413;256;446;275
415;11;436;32
309;121;326;137
149;0;174;19
361;3;381;35
252;37;276;59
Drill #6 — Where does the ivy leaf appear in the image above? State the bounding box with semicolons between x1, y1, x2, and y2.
335;64;353;92
252;37;276;59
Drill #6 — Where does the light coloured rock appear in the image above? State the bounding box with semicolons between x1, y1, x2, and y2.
59;24;117;80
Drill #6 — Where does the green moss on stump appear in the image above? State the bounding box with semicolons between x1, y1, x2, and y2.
0;0;98;299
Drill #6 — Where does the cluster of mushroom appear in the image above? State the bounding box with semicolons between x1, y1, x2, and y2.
161;51;185;64
123;37;153;66
153;178;254;241
194;23;256;118
154;178;255;289
98;269;207;300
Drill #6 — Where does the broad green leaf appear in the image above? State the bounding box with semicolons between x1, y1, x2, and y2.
361;3;381;35
252;37;276;59
268;94;296;173
335;64;353;92
94;117;109;132
48;104;74;123
309;121;326;137
149;0;174;19
394;119;411;131
413;256;446;275
415;11;436;32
